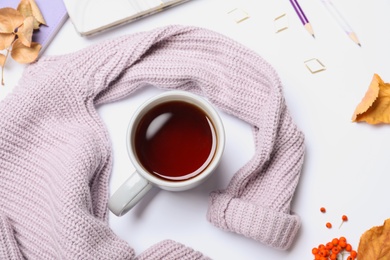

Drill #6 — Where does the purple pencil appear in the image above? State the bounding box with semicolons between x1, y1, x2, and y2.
289;0;315;37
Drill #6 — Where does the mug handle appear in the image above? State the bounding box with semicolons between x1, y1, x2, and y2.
108;171;152;216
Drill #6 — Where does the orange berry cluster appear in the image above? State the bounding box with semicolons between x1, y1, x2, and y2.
312;236;357;260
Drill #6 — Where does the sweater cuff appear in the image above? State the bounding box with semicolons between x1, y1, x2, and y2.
136;240;211;260
0;214;23;260
207;192;301;250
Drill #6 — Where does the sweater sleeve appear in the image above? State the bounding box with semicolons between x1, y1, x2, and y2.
0;214;23;260
137;240;211;260
207;105;305;250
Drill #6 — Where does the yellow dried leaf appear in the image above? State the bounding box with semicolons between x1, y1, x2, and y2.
11;39;41;64
17;0;35;28
29;0;46;26
0;52;6;85
0;53;6;67
0;33;15;50
351;74;390;124
17;16;34;47
0;8;24;33
358;218;390;259
17;0;32;18
17;0;46;29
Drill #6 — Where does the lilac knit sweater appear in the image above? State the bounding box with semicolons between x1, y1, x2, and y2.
0;25;305;259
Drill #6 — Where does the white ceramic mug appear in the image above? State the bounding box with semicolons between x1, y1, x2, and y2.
108;91;225;216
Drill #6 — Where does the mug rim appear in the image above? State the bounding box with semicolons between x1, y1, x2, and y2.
126;90;225;189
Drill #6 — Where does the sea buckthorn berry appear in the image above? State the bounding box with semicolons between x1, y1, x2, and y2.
318;244;326;250
312;247;319;255
339;236;347;242
350;250;357;258
339;215;349;228
330;254;337;260
339;240;347;248
332;246;340;254
320;207;326;213
345;244;352;252
332;238;339;246
326;242;333;250
346;256;355;260
326;222;332;228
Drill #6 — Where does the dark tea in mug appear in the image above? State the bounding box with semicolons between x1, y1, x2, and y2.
134;100;217;181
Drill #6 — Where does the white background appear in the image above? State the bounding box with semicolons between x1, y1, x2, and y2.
2;0;390;259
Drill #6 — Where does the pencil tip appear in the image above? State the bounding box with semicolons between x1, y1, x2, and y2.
358;43;362;47
312;34;315;39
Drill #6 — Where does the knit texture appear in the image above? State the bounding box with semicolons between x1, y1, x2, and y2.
0;25;304;259
136;240;210;260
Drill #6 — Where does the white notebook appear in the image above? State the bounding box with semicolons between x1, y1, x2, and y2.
63;0;191;36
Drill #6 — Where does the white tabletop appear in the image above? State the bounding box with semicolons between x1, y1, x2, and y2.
2;0;390;259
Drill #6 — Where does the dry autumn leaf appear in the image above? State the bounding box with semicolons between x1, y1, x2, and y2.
28;0;46;25
0;0;46;85
0;53;6;85
17;0;46;29
358;218;390;259
0;33;15;50
17;16;34;47
0;54;6;67
11;39;41;64
351;74;390;124
0;7;24;33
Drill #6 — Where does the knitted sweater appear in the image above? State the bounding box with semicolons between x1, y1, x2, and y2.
0;25;305;259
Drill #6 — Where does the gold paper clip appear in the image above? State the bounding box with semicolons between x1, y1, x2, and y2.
227;8;250;23
304;58;326;74
274;13;288;33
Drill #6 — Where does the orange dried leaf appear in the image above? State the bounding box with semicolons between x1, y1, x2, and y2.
358;218;390;260
17;16;34;47
351;74;380;121
0;33;15;50
352;74;390;124
11;39;41;64
0;8;24;33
